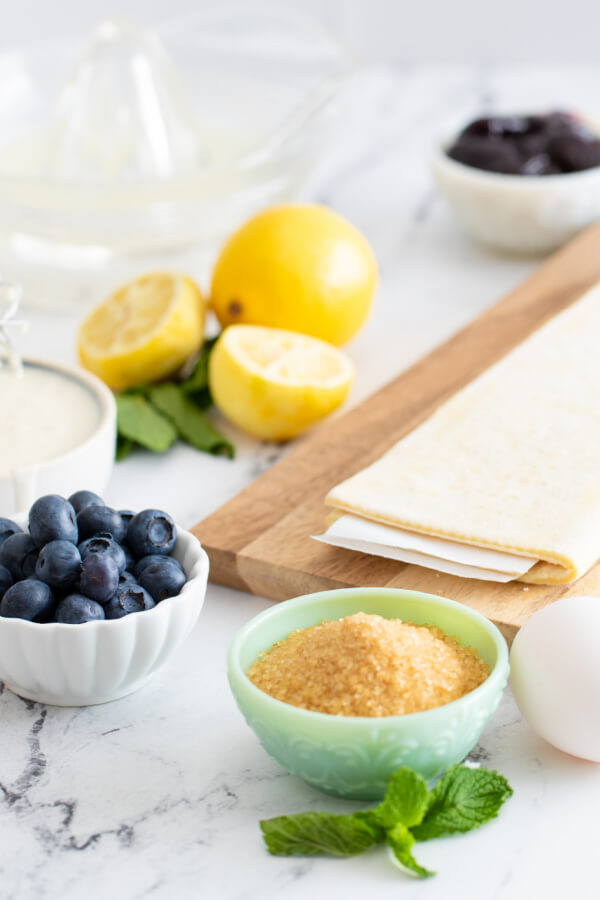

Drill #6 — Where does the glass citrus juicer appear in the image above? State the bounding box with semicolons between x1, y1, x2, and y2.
0;6;353;309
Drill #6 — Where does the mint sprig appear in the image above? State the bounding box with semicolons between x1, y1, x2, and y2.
116;393;178;453
412;764;513;841
260;764;513;879
147;383;233;458
261;813;379;858
386;823;434;878
180;336;217;407
371;766;430;829
114;339;234;460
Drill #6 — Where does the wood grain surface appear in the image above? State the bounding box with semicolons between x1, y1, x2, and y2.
193;223;600;640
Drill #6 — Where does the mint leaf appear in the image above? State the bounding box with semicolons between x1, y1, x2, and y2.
147;383;234;458
412;765;513;841
115;434;135;460
351;809;386;842
386;823;434;878
373;767;430;829
181;337;217;407
260;813;379;858
116;394;177;453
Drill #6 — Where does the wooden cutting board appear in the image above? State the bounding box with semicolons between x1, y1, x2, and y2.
194;223;600;641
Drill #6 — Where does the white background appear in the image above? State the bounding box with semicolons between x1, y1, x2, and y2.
3;0;600;64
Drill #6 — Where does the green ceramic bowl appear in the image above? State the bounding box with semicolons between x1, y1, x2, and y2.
228;588;509;800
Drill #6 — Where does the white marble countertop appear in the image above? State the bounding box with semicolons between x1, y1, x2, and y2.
3;64;600;900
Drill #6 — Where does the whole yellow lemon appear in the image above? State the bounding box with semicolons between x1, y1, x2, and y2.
210;204;377;346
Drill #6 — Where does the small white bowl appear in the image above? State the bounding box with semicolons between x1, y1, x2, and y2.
433;141;600;255
0;527;209;706
0;357;116;516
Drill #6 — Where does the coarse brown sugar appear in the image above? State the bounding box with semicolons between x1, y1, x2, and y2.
246;611;489;716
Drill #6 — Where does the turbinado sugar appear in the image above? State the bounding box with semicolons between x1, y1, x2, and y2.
247;612;489;717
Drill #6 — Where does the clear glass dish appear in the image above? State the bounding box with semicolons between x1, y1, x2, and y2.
0;4;354;309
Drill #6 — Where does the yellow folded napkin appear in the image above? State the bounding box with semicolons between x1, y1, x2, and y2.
323;282;600;585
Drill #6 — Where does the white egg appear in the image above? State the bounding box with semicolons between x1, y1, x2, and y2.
510;595;600;761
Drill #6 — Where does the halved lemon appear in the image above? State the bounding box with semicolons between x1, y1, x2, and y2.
209;325;355;441
78;272;205;391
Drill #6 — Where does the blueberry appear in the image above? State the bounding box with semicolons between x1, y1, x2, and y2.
119;570;137;585
0;517;23;547
76;506;125;543
78;535;126;574
104;584;155;619
79;554;119;604
119;510;135;528
138;556;186;602
0;533;39;580
127;510;176;559
35;540;82;590
29;495;78;548
55;594;105;624
0;564;13;600
0;579;54;621
68;490;104;515
134;554;165;578
122;543;135;572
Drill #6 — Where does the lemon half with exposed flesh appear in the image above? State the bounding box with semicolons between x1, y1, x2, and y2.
209;324;355;441
78;273;205;392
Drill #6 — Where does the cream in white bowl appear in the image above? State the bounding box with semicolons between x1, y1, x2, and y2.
433;141;600;255
0;358;116;514
0;526;209;705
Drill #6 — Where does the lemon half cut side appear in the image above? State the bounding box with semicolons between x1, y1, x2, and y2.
209;325;355;441
78;272;205;392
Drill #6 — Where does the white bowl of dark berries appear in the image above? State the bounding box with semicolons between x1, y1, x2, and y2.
0;491;209;705
433;111;600;254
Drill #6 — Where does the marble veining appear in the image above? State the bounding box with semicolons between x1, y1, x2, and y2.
3;64;600;899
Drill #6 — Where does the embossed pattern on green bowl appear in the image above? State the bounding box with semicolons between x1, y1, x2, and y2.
228;588;509;800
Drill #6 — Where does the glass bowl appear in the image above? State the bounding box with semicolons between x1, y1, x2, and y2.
0;4;353;309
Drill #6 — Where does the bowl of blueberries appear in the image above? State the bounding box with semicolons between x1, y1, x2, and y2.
0;490;209;705
433;111;600;254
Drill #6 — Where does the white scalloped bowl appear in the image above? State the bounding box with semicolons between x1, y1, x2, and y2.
0;526;208;706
